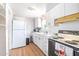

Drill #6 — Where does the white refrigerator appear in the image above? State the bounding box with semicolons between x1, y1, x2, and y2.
12;20;26;48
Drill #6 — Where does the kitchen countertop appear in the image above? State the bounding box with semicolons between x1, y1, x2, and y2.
49;37;79;51
33;32;52;37
33;32;79;50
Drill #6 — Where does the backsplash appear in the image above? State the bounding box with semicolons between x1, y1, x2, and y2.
58;30;79;41
59;30;79;35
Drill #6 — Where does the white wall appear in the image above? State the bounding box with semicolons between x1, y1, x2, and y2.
25;17;34;38
58;20;79;31
6;4;13;50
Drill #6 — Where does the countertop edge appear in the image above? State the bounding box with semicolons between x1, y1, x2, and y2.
49;38;79;51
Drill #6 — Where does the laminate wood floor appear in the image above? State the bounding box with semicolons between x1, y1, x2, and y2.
9;43;45;56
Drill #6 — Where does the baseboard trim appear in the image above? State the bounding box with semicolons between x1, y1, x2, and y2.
11;46;26;50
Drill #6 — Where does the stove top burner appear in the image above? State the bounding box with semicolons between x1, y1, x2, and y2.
65;41;78;45
72;40;79;42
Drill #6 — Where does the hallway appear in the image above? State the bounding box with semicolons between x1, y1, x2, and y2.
9;43;45;56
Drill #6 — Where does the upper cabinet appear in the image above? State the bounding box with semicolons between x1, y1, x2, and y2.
0;4;6;56
47;4;64;27
0;4;5;26
0;4;5;17
53;4;64;19
64;3;79;16
47;4;64;19
55;12;79;25
54;3;79;25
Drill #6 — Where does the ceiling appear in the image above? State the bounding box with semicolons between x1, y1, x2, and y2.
9;3;58;18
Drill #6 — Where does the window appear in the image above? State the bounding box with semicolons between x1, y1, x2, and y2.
42;19;46;28
38;18;42;27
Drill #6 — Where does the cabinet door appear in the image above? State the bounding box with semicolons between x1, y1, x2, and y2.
64;3;79;16
0;26;6;56
44;37;48;53
42;36;48;55
39;36;43;50
36;35;39;46
64;46;73;56
32;34;35;43
34;36;37;45
33;34;41;49
33;34;37;45
37;36;40;48
54;4;64;19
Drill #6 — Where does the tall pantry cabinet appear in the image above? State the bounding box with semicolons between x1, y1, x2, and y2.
0;4;6;56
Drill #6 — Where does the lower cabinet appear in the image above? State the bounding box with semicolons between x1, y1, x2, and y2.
64;46;73;56
43;37;48;55
32;33;48;55
55;42;74;56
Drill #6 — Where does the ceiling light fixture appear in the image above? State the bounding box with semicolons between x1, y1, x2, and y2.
27;7;35;10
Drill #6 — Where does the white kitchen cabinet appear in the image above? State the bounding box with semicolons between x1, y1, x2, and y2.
53;4;64;19
32;33;48;55
37;36;41;48
39;35;44;50
41;35;48;55
0;5;5;17
48;3;79;19
47;4;65;22
64;3;79;16
33;33;40;47
55;42;74;56
43;36;48;55
40;35;46;54
0;4;6;56
33;34;38;45
64;46;73;56
54;3;79;18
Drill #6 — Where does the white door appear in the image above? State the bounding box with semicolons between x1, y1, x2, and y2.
12;20;26;48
